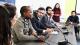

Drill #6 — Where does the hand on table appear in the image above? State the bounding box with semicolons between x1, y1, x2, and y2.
46;28;53;33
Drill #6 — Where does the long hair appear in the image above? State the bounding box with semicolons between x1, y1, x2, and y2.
53;3;61;15
54;3;60;9
4;3;16;20
0;5;10;45
53;3;61;11
4;3;16;45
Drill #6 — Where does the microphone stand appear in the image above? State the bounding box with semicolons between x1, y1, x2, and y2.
34;23;72;45
53;23;72;45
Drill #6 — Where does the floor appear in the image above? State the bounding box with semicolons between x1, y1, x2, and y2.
77;33;80;45
77;41;80;45
77;27;80;45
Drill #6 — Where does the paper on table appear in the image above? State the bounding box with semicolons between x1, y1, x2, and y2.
50;31;58;34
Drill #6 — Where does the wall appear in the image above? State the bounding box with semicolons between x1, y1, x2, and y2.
11;0;77;22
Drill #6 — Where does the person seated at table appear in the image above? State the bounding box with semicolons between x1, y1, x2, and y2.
12;6;38;41
66;11;79;37
31;7;53;35
41;6;56;28
0;5;12;45
4;3;16;45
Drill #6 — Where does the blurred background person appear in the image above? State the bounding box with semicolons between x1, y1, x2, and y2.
4;3;16;45
0;5;11;45
52;3;61;22
66;11;79;38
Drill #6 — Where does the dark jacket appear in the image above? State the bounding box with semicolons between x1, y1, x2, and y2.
41;15;55;28
31;16;46;34
66;15;79;24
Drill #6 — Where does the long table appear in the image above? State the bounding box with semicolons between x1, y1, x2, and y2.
16;23;77;45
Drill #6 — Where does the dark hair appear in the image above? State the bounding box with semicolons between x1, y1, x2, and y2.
38;7;45;11
4;3;16;20
20;6;30;17
0;5;10;45
71;11;76;14
52;3;61;14
54;3;60;8
46;6;52;11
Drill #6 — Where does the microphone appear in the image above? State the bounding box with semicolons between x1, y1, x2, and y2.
53;23;72;45
62;27;69;35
